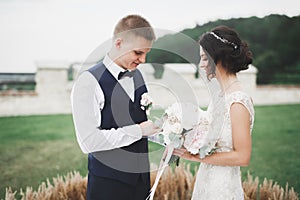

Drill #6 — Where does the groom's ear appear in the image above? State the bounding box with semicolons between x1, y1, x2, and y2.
114;38;123;49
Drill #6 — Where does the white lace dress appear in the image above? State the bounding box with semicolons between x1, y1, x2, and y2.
191;91;255;200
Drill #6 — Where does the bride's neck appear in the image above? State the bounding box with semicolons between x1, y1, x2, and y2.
216;71;239;92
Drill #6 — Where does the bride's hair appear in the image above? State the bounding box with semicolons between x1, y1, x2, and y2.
199;26;253;78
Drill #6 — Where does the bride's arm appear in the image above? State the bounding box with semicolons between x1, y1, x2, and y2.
174;102;252;166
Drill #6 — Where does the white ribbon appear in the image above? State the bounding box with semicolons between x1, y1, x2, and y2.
146;144;174;200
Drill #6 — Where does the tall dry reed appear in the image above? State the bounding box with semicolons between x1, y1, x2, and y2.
150;164;196;200
4;164;299;200
5;171;86;200
258;177;299;200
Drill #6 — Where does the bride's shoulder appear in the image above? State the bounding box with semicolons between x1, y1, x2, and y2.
226;90;254;108
226;91;255;126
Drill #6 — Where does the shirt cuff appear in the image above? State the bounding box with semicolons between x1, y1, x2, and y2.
122;124;143;139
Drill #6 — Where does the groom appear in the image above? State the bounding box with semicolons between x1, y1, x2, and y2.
71;15;158;200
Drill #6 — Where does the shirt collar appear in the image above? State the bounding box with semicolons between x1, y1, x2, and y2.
103;54;126;80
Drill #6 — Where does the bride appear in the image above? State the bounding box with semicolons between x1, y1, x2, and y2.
173;25;255;199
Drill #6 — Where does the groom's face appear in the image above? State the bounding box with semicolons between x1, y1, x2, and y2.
116;36;153;70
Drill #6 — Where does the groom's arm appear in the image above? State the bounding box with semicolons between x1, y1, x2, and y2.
71;71;143;154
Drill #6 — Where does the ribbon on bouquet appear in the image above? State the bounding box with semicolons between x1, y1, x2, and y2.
146;144;175;200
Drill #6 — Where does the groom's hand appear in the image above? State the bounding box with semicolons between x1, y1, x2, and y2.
139;120;160;136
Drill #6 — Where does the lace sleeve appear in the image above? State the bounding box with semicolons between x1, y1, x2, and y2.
227;91;255;130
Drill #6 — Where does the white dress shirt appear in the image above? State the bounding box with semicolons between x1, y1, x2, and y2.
71;55;143;154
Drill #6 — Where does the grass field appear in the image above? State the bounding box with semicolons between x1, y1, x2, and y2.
0;104;300;199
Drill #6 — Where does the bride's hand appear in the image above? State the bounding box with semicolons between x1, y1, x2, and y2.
173;147;200;162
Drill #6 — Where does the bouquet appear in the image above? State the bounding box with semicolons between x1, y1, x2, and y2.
182;114;217;159
154;103;196;164
152;102;216;160
148;102;216;200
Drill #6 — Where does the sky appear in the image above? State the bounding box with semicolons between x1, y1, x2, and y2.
0;0;299;73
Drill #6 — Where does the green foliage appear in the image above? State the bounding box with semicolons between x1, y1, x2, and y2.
147;14;300;84
147;32;200;64
255;51;281;84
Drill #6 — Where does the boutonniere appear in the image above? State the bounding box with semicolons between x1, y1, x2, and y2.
140;93;153;115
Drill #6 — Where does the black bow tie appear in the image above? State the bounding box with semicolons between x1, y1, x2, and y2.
118;70;135;80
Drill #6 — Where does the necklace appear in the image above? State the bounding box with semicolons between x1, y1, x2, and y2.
219;79;240;97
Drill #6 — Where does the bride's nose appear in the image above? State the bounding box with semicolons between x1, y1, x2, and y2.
199;62;205;69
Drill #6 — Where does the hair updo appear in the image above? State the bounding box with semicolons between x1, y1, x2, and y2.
199;25;253;77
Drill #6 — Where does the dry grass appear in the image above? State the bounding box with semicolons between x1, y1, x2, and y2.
150;164;196;200
4;164;299;200
242;172;299;200
258;178;299;200
5;171;86;200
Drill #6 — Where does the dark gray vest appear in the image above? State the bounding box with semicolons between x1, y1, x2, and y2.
87;62;149;185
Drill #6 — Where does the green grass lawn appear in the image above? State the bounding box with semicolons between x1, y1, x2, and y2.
0;104;300;199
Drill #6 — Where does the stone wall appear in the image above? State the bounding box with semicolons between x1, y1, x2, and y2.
0;63;299;116
0;63;72;116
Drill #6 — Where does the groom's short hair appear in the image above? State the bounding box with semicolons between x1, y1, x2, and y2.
113;15;156;41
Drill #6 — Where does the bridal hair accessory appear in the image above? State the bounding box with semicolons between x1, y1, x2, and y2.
209;32;238;49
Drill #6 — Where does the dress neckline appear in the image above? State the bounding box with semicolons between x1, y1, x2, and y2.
224;90;248;97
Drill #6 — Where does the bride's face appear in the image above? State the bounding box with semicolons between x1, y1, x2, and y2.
199;46;210;75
